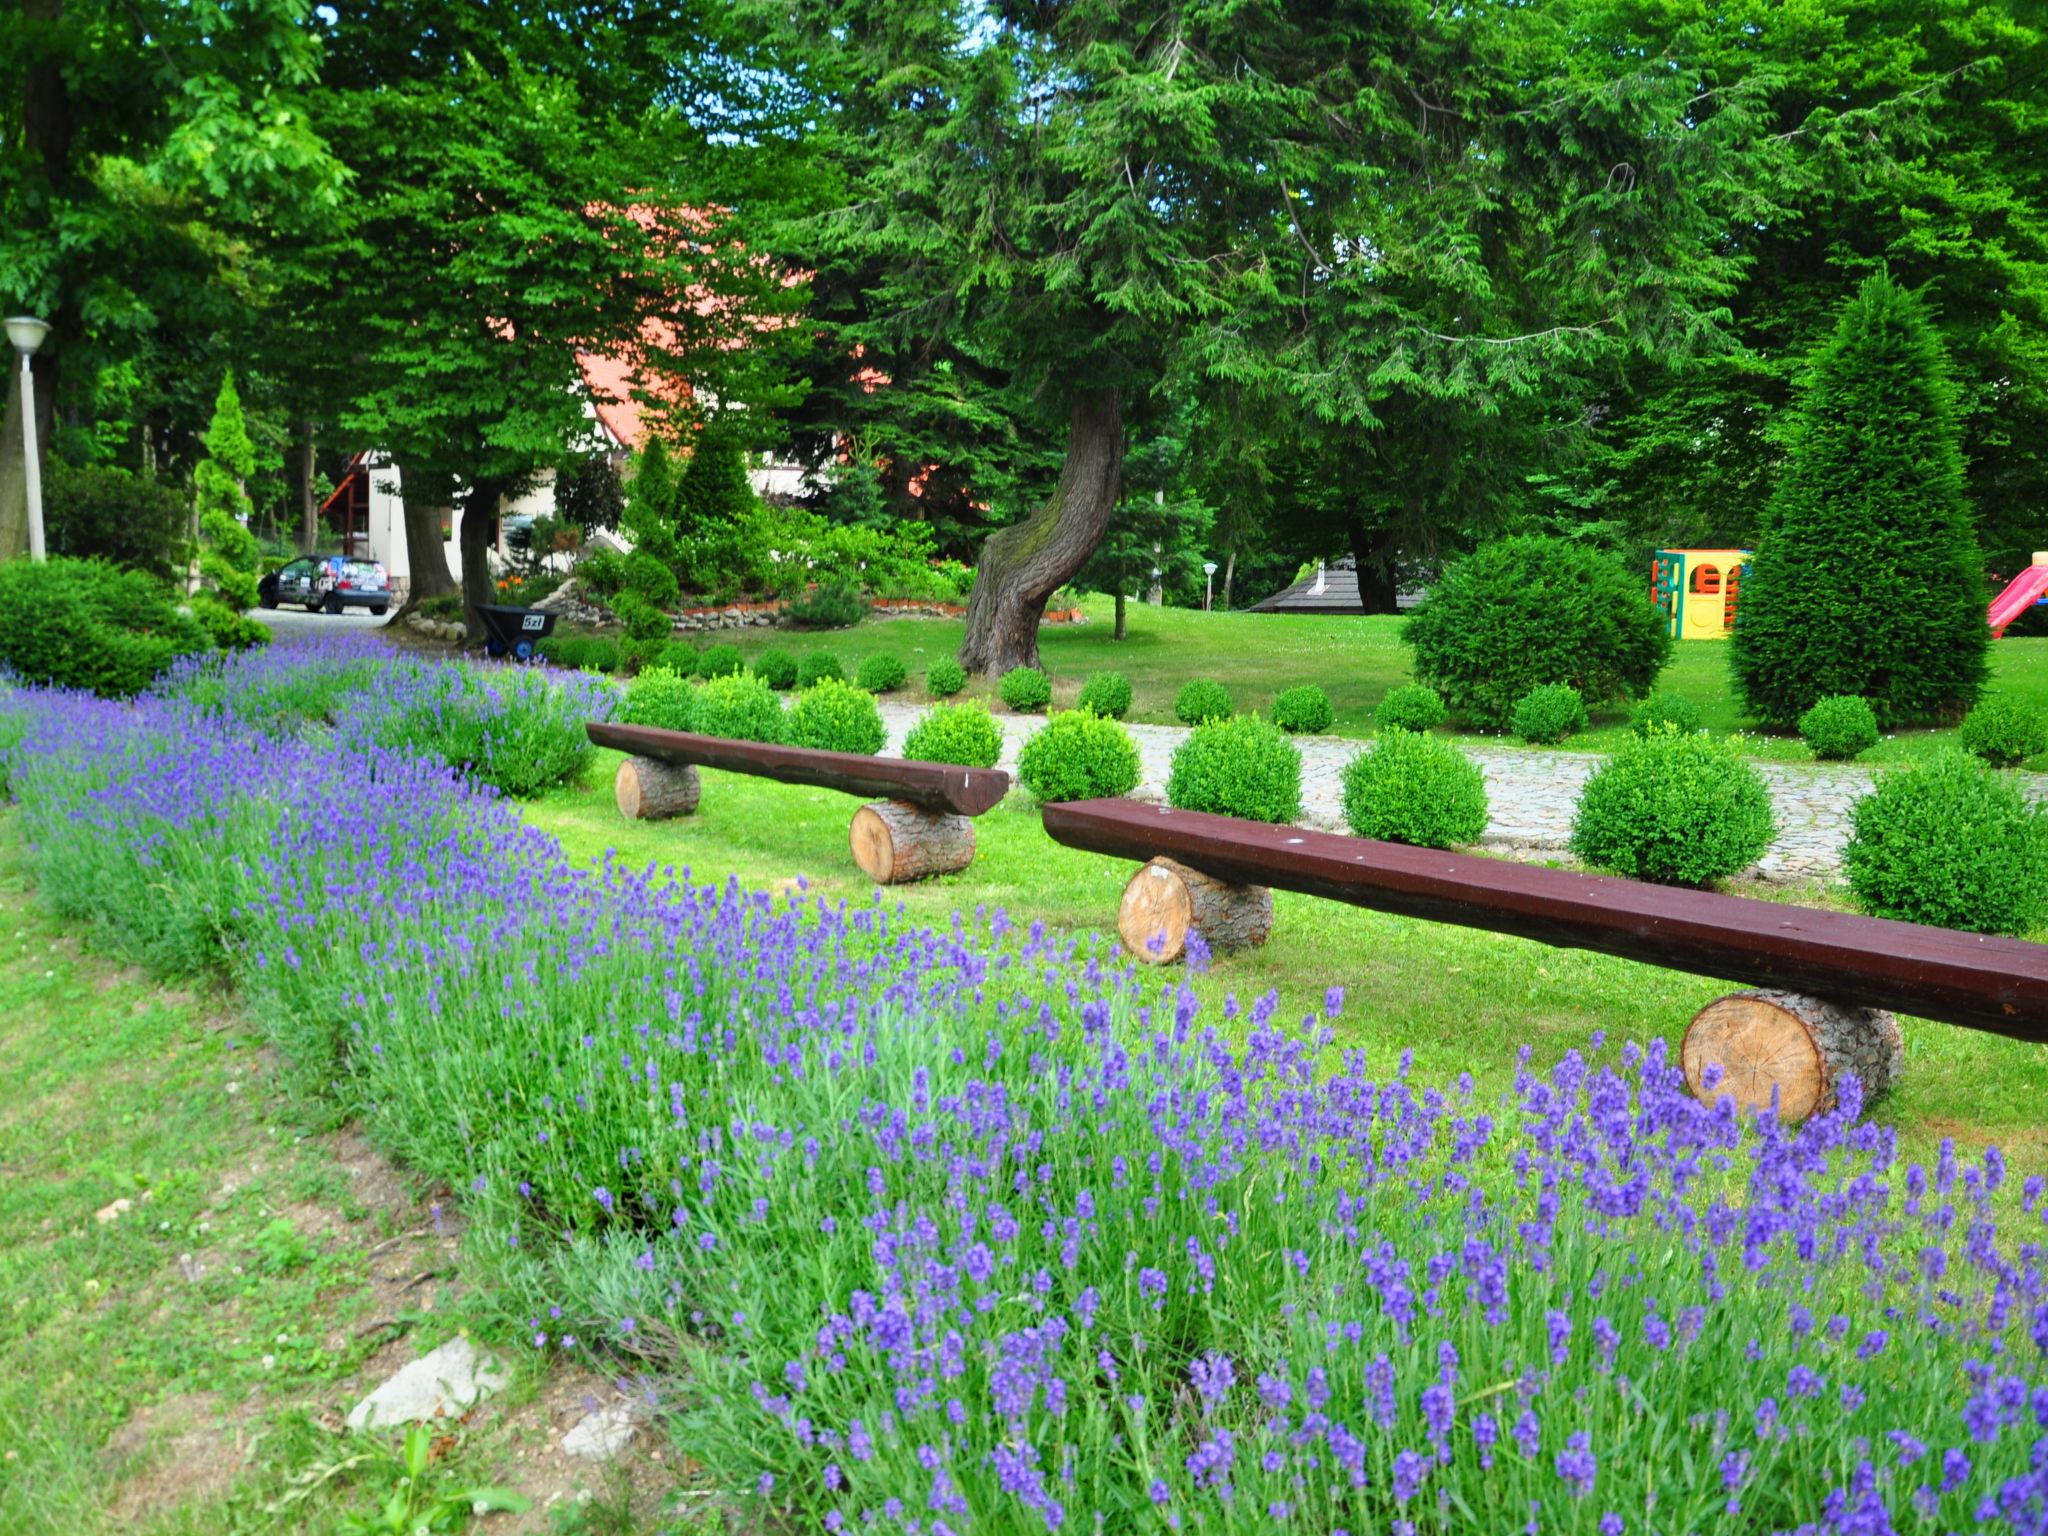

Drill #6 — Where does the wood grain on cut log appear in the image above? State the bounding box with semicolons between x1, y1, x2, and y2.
850;800;975;884
1682;989;1904;1123
1118;857;1273;965
614;756;700;821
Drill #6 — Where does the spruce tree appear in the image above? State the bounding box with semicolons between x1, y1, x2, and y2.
623;436;681;566
675;428;756;535
195;371;261;613
1731;274;1987;726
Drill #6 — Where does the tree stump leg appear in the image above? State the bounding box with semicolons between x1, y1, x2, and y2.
614;757;701;821
1117;857;1273;965
1681;989;1903;1123
850;800;975;884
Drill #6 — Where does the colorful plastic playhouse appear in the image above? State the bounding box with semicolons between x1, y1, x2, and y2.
1651;549;1750;640
1989;554;2048;637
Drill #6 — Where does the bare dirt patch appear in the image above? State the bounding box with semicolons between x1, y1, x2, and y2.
103;1392;245;1524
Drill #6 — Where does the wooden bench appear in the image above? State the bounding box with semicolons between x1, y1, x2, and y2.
1040;798;2048;1121
587;721;1010;884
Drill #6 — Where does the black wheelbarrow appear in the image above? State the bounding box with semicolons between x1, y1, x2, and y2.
477;603;557;660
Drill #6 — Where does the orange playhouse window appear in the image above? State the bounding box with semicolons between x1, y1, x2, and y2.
1690;564;1721;596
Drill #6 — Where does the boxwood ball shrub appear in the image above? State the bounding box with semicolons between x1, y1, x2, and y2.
611;588;673;642
1076;671;1132;720
690;673;784;743
1570;728;1776;886
1016;708;1140;802
697;642;746;679
1402;536;1672;728
855;653;908;694
900;700;1003;769
1173;679;1233;726
0;557;211;697
1512;683;1587;745
998;666;1052;713
1375;683;1447;734
1843;748;2048;934
620;667;696;732
537;634;585;669
925;657;967;697
577;636;621;674
622;548;680;609
1271;684;1333;735
1799;695;1881;761
1167;714;1302;825
1630;690;1703;738
654;639;700;676
1340;730;1488;848
752;647;799;690
797;650;844;688
787;676;885;756
1958;699;2048;768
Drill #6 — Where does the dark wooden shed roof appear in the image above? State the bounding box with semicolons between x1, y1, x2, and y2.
1249;557;1424;613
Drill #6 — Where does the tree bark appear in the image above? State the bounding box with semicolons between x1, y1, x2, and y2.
460;477;507;639
398;457;457;605
1118;857;1273;964
298;423;318;553
1681;989;1904;1124
1114;589;1127;640
957;389;1121;675
1221;548;1236;611
1348;521;1401;614
849;800;976;883
615;757;700;820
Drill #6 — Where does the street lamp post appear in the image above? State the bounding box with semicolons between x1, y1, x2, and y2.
5;317;50;562
1202;560;1217;612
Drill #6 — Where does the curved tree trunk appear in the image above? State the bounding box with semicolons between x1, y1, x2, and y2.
460;477;507;640
958;389;1121;675
395;456;457;608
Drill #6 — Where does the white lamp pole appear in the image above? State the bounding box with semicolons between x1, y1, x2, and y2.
1202;560;1217;612
6;317;50;561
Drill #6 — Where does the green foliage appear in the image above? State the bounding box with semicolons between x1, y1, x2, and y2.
610;590;672;643
1843;750;2048;935
189;595;272;653
45;461;189;580
536;634;583;668
578;551;626;598
0;558;210;697
675;428;759;536
900;701;1004;769
1959;700;2048;768
1340;731;1489;848
1512;684;1588;745
1167;715;1302;825
1404;537;1672;729
655;639;701;677
690;674;784;744
1570;729;1776;887
855;653;908;693
625;437;682;568
335;1424;531;1536
194;372;261;613
1731;275;1988;725
697;643;746;679
797;651;844;688
576;636;621;675
786;677;885;755
753;648;800;690
784;582;869;629
622;550;680;609
344;665;611;798
925;657;967;697
1375;684;1447;734
1271;684;1333;735
617;637;661;675
1076;672;1133;720
1173;680;1233;726
1631;691;1704;738
556;452;626;535
620;668;695;732
999;667;1053;713
1800;696;1882;762
1016;710;1141;803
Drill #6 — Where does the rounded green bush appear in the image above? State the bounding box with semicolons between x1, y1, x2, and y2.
1799;695;1881;761
1017;709;1140;802
901;700;1003;769
654;639;700;676
697;643;745;679
1512;683;1587;745
787;676;885;755
611;589;673;642
999;666;1053;712
0;557;210;697
1167;714;1302;824
1271;684;1334;735
622;549;680;608
1340;731;1489;848
1076;671;1133;720
1959;699;2048;768
617;637;662;675
538;634;586;669
577;636;621;674
1375;683;1447;734
1570;728;1776;886
576;549;625;596
855;653;908;694
797;650;844;688
1631;691;1703;738
1843;749;2048;934
753;647;799;690
1173;679;1233;726
1403;535;1672;728
925;657;967;697
690;673;784;743
620;667;696;731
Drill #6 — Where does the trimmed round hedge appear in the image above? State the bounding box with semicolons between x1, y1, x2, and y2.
620;667;696;732
901;701;1003;769
1016;709;1140;802
622;549;679;608
1843;750;2048;934
1512;683;1587;746
1959;700;2048;768
1799;695;1880;761
653;639;700;676
1077;671;1133;720
1631;691;1703;738
1167;714;1301;825
999;666;1053;712
691;673;784;743
611;589;673;642
855;653;908;694
1569;728;1775;886
1271;684;1333;735
798;650;844;689
787;677;884;755
697;643;746;679
925;657;967;697
1340;731;1488;848
1375;684;1446;734
753;647;799;690
1173;680;1233;726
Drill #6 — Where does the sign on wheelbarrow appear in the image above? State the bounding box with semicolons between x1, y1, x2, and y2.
477;604;556;660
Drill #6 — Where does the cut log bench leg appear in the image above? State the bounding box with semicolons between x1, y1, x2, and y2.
850;800;975;884
615;757;700;821
1118;857;1273;965
1682;989;1903;1123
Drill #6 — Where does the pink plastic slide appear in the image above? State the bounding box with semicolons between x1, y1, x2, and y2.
1989;564;2048;637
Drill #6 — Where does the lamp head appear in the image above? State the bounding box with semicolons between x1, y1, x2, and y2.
5;317;49;355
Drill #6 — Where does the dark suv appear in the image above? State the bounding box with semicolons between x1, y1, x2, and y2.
258;555;391;616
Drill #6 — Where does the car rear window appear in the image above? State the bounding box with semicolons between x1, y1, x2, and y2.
342;560;385;582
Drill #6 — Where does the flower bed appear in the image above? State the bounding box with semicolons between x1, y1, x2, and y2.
1;642;2044;1534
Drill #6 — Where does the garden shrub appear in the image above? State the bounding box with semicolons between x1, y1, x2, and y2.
787;677;885;755
1076;672;1133;720
190;595;272;652
621;667;696;732
194;372;262;615
1842;749;2048;934
1799;695;1881;761
1631;691;1703;738
1958;699;2048;768
1375;683;1447;733
785;582;868;630
577;549;625;597
335;663;617;797
690;673;784;743
0;558;211;697
620;638;667;675
577;636;621;674
1732;273;1988;725
797;650;844;688
1167;714;1302;824
1570;728;1776;886
45;459;188;580
925;657;967;697
999;666;1052;712
1016;708;1140;802
753;647;800;690
622;549;680;609
1271;684;1333;735
1403;536;1671;728
537;634;584;669
1512;683;1587;745
1340;731;1488;848
611;589;673;643
654;639;701;677
855;653;908;694
697;642;746;679
900;701;1003;769
1173;679;1233;726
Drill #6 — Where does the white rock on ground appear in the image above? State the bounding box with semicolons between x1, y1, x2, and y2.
345;1336;508;1432
559;1401;644;1461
